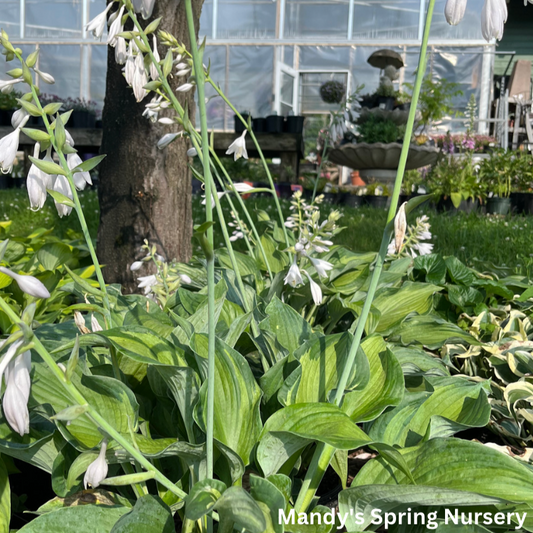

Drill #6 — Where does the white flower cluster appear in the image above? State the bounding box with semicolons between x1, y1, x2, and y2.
228;210;248;242
388;213;434;258
283;191;340;305
130;241;191;302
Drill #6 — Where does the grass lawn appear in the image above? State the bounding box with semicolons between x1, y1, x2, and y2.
2;188;533;275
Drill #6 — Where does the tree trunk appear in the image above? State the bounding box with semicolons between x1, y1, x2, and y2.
97;0;203;291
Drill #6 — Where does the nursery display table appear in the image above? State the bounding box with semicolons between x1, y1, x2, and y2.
0;128;304;183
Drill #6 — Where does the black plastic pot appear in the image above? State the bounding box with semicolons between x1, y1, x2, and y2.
266;115;284;134
377;97;395;110
285;116;305;134
0;174;10;189
234;114;249;134
252;117;266;133
511;192;533;215
28;115;44;127
486;197;511;215
395;102;411;111
95;119;103;129
276;182;293;198
0;109;14;126
70;110;96;128
436;196;479;213
344;195;364;208
364;196;388;209
322;193;339;204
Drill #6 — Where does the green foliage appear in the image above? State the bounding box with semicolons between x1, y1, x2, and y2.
405;76;463;133
357;114;402;144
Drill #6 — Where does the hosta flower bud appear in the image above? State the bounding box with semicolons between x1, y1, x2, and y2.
84;440;108;489
74;311;90;334
481;0;507;41
394;202;407;254
0;267;50;299
91;315;103;332
130;261;143;271
444;0;467;25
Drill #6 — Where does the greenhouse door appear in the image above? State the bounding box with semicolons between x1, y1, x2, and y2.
274;63;299;116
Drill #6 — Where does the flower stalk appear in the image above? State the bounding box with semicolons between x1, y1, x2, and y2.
294;0;437;512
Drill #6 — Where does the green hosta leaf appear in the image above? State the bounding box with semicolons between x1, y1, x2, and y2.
259;234;290;273
331;449;348;490
330;266;369;295
284;505;336;533
445;256;476;286
413;253;447;285
369;377;490;447
192;334;262;466
353;438;533;505
17;505;129;532
256;402;379;478
110;495;175;533
28;155;67;176
393;315;480;350
280;333;369;406
31;363;139;448
447;285;484;310
72;154;106;173
250;474;286;533
36;242;72;270
21;128;51;142
260;296;313;355
185;479;227;521
372;282;441;333
123;305;175;338
342;336;404;422
215;487;266;533
0;457;10;533
338;485;509;532
100;327;187;366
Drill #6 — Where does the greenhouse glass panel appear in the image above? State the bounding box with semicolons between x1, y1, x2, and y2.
90;44;107;110
39;45;81;99
217;0;276;39
299;46;351;70
431;0;484;39
283;46;294;68
228;46;274;118
0;2;20;37
284;0;350;39
26;0;83;39
352;0;419;40
203;46;228;130
199;0;213;37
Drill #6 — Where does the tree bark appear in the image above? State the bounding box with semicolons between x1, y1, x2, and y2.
97;0;203;291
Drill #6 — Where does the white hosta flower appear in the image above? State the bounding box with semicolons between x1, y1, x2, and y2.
132;53;148;102
201;191;226;208
115;36;127;65
107;5;125;46
150;35;160;81
34;69;55;84
394;202;407;254
67;153;92;190
138;274;158;295
2;346;31;436
226;130;248;161
0;267;50;298
130;261;143;271
176;69;191;77
84;440;108;489
157;117;175;125
176;83;194;93
157;132;179;150
187;147;197;157
180;274;192;284
309;257;333;278
233;182;254;193
0;78;23;94
52;175;73;217
11;108;28;129
65;129;75;147
444;0;467;24
0;115;29;173
284;260;303;288
27;144;49;211
91;315;103;332
229;231;244;242
412;242;434;256
481;0;507;41
124;45;136;86
304;271;322;305
85;3;113;39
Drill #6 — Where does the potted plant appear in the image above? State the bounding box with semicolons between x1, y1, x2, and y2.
252;116;266;133
364;182;389;208
322;183;340;204
266;112;284;134
375;65;398;110
319;80;346;105
63;97;97;128
285;113;305;134
479;150;512;215
510;152;533;214
344;186;365;208
399;168;425;204
0;91;18;126
428;149;484;213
